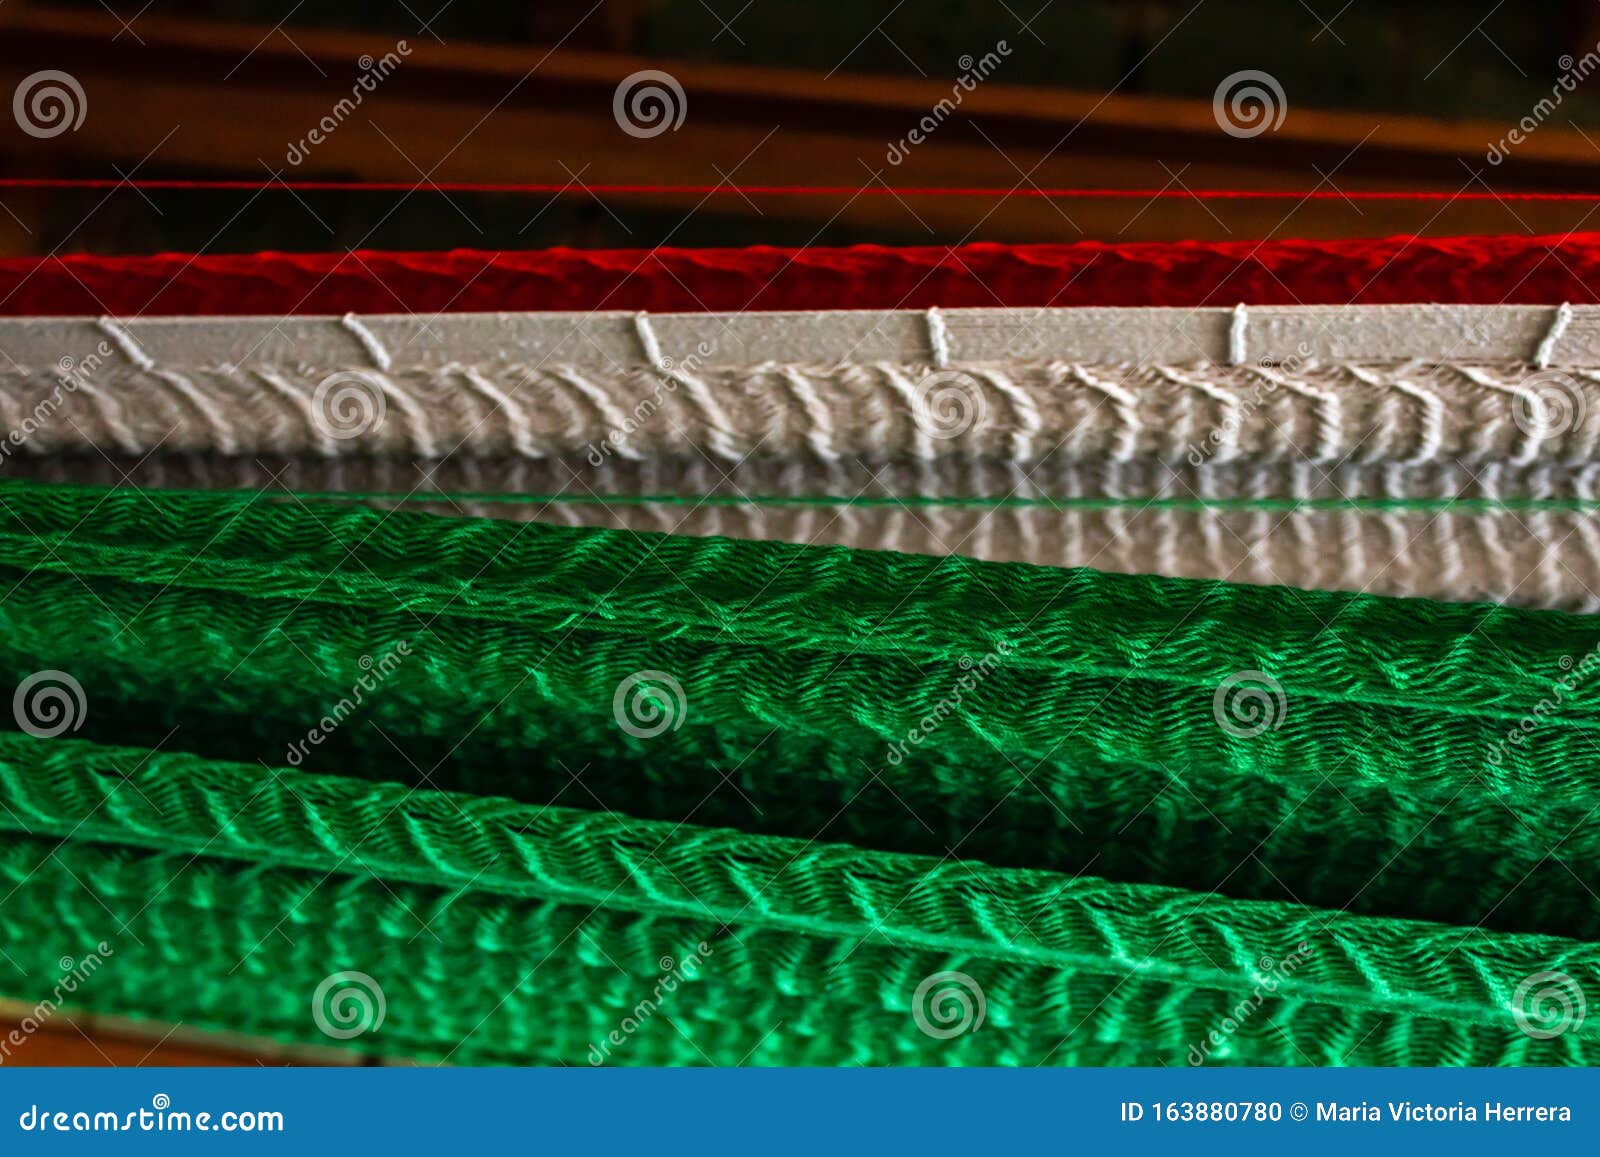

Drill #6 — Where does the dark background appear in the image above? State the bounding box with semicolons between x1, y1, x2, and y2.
1;0;1598;255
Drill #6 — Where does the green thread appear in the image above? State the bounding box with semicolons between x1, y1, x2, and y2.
7;834;1570;1066
1;734;1594;1066
2;478;1599;1064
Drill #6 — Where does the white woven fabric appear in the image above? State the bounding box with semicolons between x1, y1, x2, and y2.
15;454;1600;502
494;500;1600;612
12;450;1599;608
7;305;1599;608
2;359;1596;465
6;303;1598;366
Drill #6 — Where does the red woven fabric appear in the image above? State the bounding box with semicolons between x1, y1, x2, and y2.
0;234;1592;316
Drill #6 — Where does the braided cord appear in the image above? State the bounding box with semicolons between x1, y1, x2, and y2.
0;484;1598;938
2;479;1595;720
0;565;1596;936
1;738;1595;1066
2;480;1599;1063
3;838;1579;1067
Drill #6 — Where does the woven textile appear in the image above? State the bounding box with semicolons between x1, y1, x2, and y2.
8;233;1600;315
5;348;1599;462
4;229;1600;1066
2;735;1596;1066
0;479;1597;1064
7;302;1600;608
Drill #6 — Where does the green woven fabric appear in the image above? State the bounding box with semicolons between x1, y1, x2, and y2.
0;477;1596;1064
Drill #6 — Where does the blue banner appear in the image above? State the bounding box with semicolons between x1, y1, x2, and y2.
0;1067;1593;1154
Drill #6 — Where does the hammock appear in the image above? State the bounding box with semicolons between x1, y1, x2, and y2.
0;236;1595;1065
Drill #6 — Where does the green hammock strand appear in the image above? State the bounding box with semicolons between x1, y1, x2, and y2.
2;738;1595;1066
12;833;1565;1067
0;479;1595;1064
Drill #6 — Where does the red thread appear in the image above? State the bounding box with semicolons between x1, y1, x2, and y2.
1;178;1598;201
2;234;1598;317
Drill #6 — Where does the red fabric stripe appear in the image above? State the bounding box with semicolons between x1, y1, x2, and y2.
0;234;1592;317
